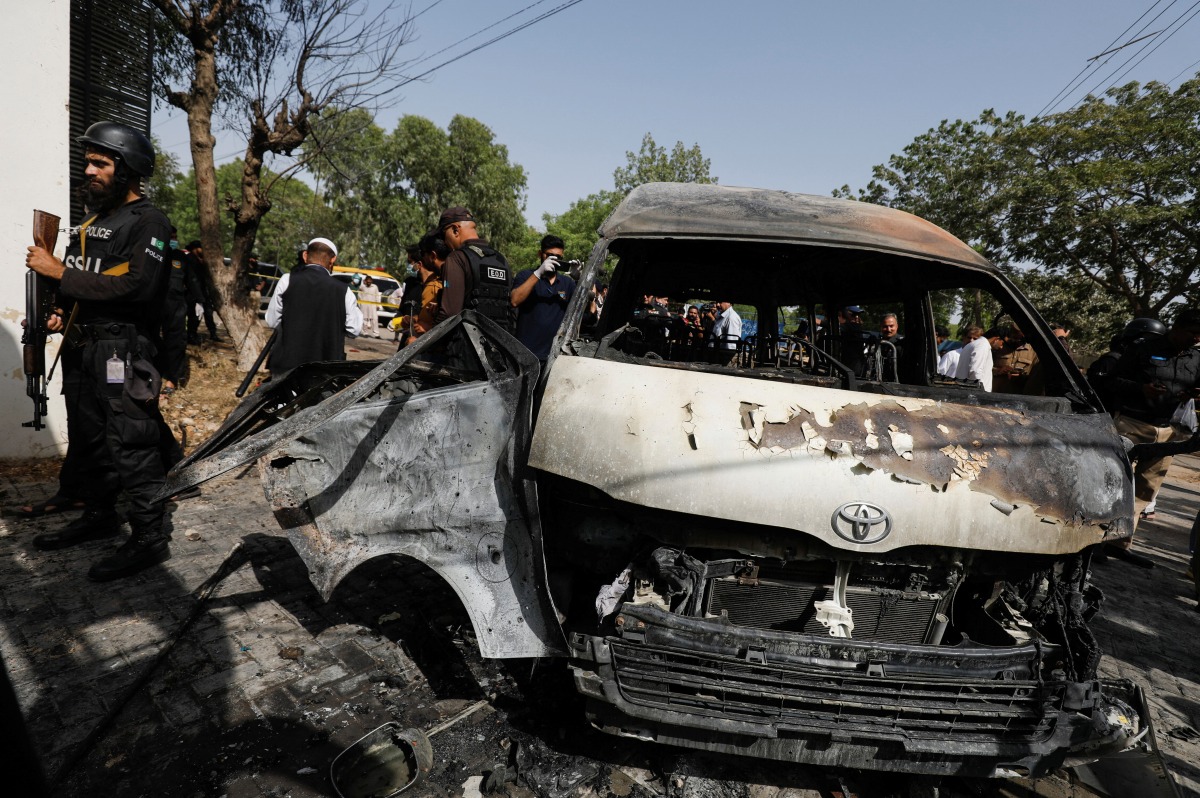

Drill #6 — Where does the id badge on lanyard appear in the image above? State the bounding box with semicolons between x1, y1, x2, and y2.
106;352;125;384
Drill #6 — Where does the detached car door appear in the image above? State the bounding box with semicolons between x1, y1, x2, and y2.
163;312;565;658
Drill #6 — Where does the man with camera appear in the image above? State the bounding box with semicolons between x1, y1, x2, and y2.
510;234;576;362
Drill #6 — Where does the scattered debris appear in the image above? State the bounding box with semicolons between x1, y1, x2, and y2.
1167;725;1200;742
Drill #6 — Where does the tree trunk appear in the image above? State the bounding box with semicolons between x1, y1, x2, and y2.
183;47;269;370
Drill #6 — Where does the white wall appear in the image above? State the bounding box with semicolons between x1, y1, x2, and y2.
0;0;71;458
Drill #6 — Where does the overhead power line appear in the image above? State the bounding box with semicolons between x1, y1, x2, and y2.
404;0;553;71
409;0;446;22
1073;0;1200;107
1167;55;1200;82
165;0;589;167
1036;0;1176;117
398;0;586;86
1087;29;1163;60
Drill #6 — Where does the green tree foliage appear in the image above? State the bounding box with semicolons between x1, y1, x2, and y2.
165;162;332;268
147;139;186;222
311;112;529;272
393;115;529;253
613;133;717;193
838;76;1200;353
833;113;1013;264
542;133;717;268
307;109;422;274
1002;80;1200;323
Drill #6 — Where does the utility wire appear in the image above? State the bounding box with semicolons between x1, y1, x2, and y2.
404;0;552;70
1073;0;1200;106
397;0;587;86
1088;29;1163;60
1036;0;1176;117
229;1;586;171
409;0;446;22
1167;54;1200;82
1094;1;1200;93
165;1;588;169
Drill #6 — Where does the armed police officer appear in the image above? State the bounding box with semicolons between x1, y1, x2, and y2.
435;207;513;332
434;208;513;369
24;122;175;581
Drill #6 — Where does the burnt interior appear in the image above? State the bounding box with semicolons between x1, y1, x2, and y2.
570;238;1097;413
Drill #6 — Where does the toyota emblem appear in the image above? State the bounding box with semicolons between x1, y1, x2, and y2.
831;502;892;544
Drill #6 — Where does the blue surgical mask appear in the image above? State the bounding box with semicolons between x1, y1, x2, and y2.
169;239;179;249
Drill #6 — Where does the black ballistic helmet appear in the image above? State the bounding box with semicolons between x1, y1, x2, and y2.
1123;317;1167;341
77;121;155;177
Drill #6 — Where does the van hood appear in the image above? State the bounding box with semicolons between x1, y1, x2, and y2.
528;357;1132;555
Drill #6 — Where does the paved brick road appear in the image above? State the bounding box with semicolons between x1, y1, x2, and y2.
1;426;1198;796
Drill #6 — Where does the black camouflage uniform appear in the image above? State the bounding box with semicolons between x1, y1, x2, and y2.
31;122;174;582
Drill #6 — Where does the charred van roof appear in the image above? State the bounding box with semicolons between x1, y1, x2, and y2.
600;183;993;270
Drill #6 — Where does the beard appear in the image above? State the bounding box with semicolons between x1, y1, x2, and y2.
75;172;131;214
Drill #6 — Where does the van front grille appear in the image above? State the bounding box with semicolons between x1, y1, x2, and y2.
609;641;1058;743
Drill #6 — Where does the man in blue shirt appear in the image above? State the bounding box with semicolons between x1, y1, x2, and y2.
510;234;576;361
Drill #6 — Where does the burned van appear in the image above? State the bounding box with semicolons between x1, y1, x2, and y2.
166;183;1143;778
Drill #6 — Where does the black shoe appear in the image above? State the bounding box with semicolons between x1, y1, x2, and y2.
88;536;171;582
33;509;121;550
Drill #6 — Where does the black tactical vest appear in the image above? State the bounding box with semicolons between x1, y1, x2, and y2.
268;264;349;373
461;243;515;332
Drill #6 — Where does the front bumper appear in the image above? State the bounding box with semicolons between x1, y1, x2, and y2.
569;605;1140;778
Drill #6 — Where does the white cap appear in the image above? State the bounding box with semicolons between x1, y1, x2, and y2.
308;237;338;257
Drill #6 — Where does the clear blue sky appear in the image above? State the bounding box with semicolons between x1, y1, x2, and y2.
154;0;1200;228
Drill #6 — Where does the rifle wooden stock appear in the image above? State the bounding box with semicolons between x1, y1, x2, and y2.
22;209;60;430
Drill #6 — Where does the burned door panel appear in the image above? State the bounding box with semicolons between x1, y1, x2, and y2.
160;313;565;659
261;380;564;658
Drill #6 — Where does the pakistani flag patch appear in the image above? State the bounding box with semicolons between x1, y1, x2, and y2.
151;237;166;251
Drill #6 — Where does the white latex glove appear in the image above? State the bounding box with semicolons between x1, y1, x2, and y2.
535;256;558;278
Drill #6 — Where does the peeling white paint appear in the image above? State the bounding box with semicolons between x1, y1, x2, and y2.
763;405;794;425
747;409;764;446
529;357;1110;556
826;439;853;457
888;425;914;460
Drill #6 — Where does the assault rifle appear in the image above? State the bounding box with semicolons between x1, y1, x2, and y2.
22;210;60;430
235;328;278;398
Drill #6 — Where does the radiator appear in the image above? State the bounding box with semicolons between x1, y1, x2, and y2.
705;577;945;644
